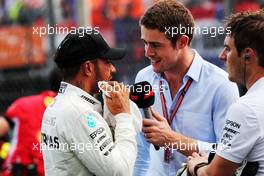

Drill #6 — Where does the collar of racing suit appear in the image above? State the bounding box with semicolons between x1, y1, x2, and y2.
58;81;103;114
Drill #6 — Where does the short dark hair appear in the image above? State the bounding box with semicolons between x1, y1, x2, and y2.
140;0;195;47
225;10;264;67
56;63;81;82
49;67;63;92
56;60;98;82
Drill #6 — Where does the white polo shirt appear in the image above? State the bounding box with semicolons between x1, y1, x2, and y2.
217;78;264;176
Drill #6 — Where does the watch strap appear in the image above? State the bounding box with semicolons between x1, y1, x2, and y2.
194;162;208;176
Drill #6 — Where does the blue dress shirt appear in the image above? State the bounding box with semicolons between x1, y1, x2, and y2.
133;50;239;176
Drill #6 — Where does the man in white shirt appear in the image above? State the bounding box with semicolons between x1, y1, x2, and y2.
41;30;142;176
188;10;264;176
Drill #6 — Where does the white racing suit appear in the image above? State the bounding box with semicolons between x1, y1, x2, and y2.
41;82;142;176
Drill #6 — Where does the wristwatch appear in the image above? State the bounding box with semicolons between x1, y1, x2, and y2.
194;162;208;176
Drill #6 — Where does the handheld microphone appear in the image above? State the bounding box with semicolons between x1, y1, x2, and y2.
130;81;160;150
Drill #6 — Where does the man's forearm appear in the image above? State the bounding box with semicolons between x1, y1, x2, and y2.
196;165;210;176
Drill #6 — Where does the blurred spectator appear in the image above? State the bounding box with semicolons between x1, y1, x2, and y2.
0;140;10;173
7;0;44;25
0;0;10;24
89;0;111;27
191;19;226;69
235;0;260;12
259;0;264;8
104;0;146;84
59;0;76;26
106;0;143;20
0;117;10;173
0;68;62;176
60;0;72;19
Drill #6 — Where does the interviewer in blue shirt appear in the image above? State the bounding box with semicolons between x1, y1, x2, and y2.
133;1;239;176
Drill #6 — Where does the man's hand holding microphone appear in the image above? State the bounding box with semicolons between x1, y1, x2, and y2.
98;80;177;150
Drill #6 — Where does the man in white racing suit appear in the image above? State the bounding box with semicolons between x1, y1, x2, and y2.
41;30;142;176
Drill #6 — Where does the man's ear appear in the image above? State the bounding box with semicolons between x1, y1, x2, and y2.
177;35;189;49
242;48;255;63
82;61;94;77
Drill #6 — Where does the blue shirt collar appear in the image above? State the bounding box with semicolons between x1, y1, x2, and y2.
185;50;203;83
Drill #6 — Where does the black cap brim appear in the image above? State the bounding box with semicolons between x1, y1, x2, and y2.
101;48;126;60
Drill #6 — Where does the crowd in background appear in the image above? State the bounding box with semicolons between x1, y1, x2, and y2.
0;0;262;86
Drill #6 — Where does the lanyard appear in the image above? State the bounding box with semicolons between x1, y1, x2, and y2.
159;77;193;163
159;78;193;125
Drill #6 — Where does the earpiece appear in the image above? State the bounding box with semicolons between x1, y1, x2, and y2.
245;53;250;61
